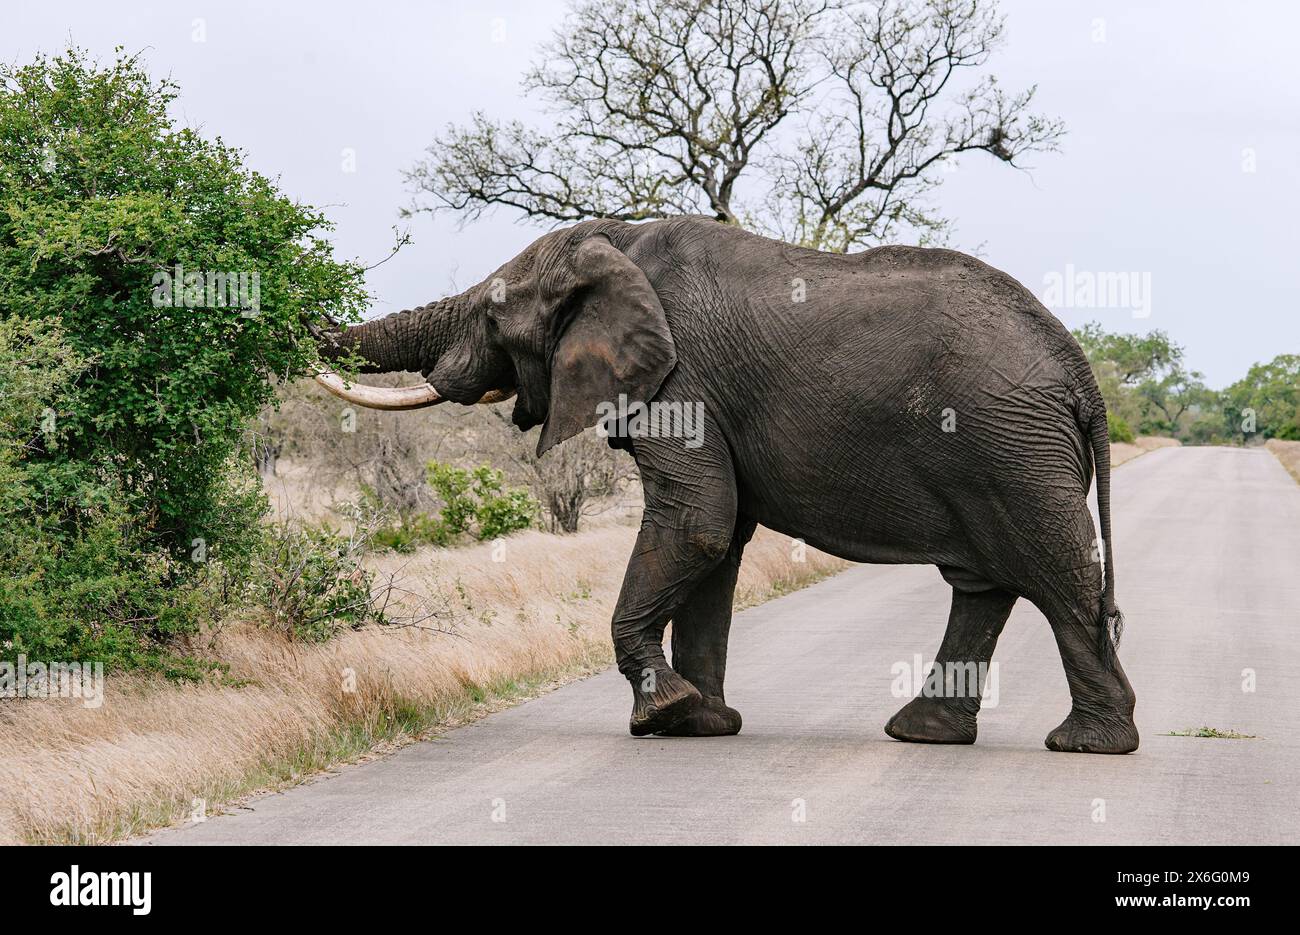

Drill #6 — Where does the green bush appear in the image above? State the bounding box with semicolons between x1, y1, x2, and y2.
369;462;539;552
250;520;382;643
426;462;479;538
473;478;542;540
1222;354;1300;443
0;48;366;669
0;317;245;667
371;511;452;553
1107;410;1135;444
427;462;539;542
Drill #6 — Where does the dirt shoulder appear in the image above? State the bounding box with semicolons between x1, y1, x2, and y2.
1266;438;1300;485
1111;435;1180;468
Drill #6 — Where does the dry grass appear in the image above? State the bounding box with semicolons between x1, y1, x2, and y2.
261;456;352;524
1266;438;1300;485
0;525;848;845
1111;434;1180;468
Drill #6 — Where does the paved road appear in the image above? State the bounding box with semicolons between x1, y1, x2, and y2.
149;447;1300;845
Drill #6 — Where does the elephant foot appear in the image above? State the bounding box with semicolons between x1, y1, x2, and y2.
629;667;702;737
656;695;742;736
884;695;977;745
1044;709;1139;754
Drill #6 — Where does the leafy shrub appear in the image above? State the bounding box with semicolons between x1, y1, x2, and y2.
1107;410;1135;444
0;316;226;668
426;462;479;538
427;462;539;542
368;461;539;552
0;48;366;668
250;520;382;643
370;510;452;553
473;477;542;540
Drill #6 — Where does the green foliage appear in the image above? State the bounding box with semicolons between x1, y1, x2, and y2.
369;461;540;552
1072;323;1202;436
370;509;452;553
0;315;227;668
471;472;541;540
1073;322;1216;442
428;462;539;542
250;520;382;643
1106;410;1135;444
1222;354;1300;443
1075;324;1298;447
426;461;479;538
1073;323;1179;386
0;48;366;669
1163;726;1257;740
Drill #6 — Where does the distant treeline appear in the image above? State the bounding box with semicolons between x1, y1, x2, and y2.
1073;323;1298;445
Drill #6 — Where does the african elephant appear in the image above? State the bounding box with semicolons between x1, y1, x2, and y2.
316;216;1138;754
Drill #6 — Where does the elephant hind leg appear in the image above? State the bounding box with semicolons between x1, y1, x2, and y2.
1033;584;1139;754
885;576;1016;745
1014;515;1138;754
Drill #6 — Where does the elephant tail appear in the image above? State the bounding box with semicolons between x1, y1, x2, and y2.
1087;400;1124;670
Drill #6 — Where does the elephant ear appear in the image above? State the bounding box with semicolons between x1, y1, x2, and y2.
536;236;676;456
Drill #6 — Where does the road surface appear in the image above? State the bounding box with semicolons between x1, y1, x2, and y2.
149;447;1300;845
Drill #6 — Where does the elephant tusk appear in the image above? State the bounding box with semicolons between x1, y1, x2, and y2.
313;371;444;410
312;371;516;410
477;387;518;405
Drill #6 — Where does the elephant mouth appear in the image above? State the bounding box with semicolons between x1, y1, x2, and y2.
312;371;516;411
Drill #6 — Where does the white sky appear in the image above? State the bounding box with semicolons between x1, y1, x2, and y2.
9;1;1298;388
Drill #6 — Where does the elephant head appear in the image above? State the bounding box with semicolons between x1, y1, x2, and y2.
315;222;677;455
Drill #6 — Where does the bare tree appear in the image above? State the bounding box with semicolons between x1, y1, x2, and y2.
406;0;1063;251
481;409;637;533
767;0;1064;249
532;431;638;533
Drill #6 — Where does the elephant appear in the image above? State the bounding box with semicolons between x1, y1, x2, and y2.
315;215;1138;755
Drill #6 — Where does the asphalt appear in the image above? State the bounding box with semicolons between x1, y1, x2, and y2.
147;446;1300;845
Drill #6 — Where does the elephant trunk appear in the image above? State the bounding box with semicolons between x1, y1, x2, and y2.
317;301;451;374
313;297;515;410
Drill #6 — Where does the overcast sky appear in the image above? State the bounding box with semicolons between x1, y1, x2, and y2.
9;1;1298;388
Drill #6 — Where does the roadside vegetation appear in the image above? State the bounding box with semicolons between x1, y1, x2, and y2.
0;524;848;844
1265;439;1300;486
1162;727;1258;740
0;49;368;672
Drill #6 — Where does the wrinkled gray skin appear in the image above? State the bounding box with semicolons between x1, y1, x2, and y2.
322;216;1138;754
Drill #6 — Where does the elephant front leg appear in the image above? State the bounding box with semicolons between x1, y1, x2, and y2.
885;582;1017;745
656;517;757;737
613;444;738;737
615;523;731;736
